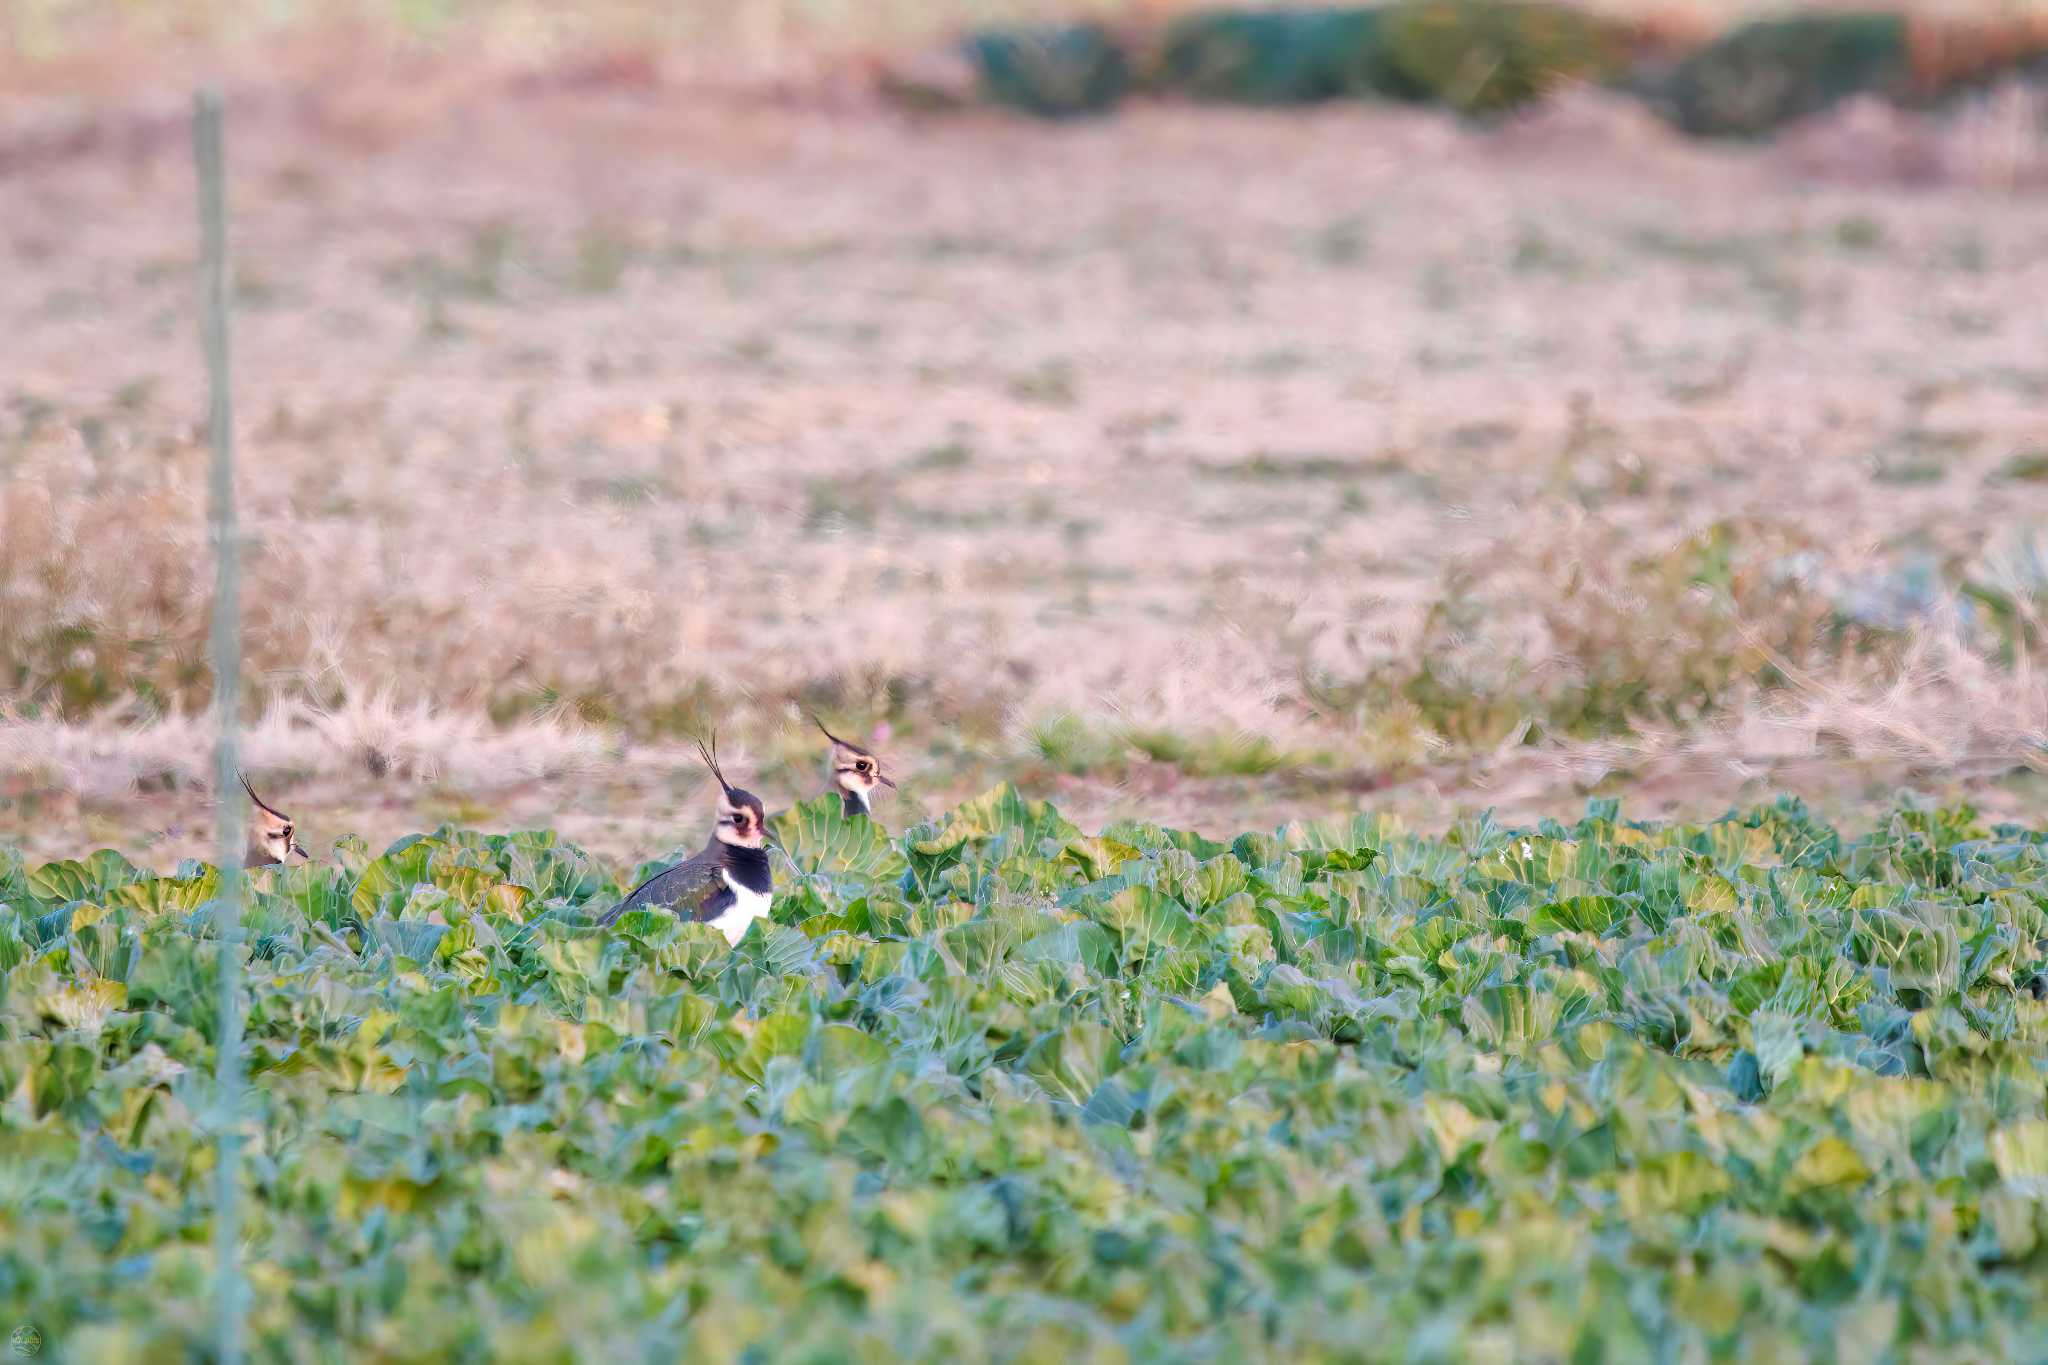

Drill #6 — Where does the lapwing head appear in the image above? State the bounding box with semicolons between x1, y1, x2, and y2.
698;734;768;850
812;714;893;812
240;772;310;863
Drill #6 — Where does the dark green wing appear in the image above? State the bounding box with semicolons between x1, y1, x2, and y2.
597;845;724;926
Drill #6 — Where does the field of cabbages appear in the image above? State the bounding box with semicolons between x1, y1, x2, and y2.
8;789;2048;1359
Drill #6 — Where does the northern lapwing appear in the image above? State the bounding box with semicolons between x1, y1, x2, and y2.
597;736;773;943
240;772;310;868
812;715;894;818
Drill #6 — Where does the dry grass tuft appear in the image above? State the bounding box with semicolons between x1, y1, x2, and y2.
1775;81;2048;191
0;697;605;800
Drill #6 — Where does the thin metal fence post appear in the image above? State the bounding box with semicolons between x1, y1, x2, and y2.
194;85;247;1365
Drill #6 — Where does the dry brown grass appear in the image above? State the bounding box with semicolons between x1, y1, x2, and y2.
4;29;2048;862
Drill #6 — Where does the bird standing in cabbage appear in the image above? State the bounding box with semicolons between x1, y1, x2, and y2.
240;773;310;868
812;715;894;819
597;737;773;943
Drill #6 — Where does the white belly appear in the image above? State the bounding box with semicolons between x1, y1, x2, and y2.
707;873;772;945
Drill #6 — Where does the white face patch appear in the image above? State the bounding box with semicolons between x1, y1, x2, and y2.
709;872;773;945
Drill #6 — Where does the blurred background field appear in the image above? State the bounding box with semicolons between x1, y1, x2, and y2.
4;0;2048;868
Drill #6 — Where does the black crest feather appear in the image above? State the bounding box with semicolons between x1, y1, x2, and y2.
238;771;286;820
696;732;736;798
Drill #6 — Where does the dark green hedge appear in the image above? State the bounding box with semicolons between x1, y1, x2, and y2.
1156;7;1420;104
1663;12;1912;137
943;5;2048;134
965;23;1133;117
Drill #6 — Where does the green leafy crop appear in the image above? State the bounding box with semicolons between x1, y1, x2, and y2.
5;791;2048;1360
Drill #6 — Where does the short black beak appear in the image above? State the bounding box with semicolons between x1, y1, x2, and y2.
877;774;897;789
289;841;310;861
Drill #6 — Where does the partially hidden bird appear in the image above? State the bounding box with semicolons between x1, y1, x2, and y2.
812;715;894;818
240;772;310;868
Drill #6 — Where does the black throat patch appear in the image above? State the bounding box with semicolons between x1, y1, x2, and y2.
721;843;773;894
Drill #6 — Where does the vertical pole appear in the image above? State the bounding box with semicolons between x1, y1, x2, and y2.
194;85;247;1365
